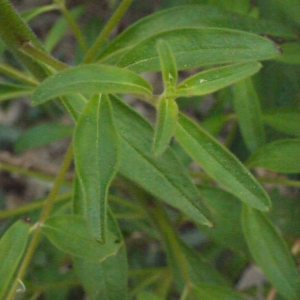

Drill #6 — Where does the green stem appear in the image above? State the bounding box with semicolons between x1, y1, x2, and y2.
82;0;133;63
60;4;88;53
0;0;47;80
6;143;73;300
0;161;72;185
0;192;72;220
0;62;39;86
20;40;68;71
258;176;300;188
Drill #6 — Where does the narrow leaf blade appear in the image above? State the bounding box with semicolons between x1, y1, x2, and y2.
176;62;261;97
31;64;152;105
242;205;300;299
175;113;271;211
157;39;177;87
247;139;300;173
0;82;32;102
42;215;122;261
74;94;119;242
110;95;213;227
98;5;294;62
152;96;178;157
117;28;280;72
233;77;265;152
0;220;30;299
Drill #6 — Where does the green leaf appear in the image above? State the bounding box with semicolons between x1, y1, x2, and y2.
137;292;164;300
157;39;177;89
14;122;73;153
151;201;226;292
175;113;271;211
176;62;261;97
152;96;178;157
31;64;152;106
0;82;33;102
44;7;84;52
233;77;265;152
98;5;294;62
41;215;122;261
0;220;30;299
72;177;128;300
117;28;280;72
110;95;212;227
21;5;60;22
74;94;119;242
247;139;300;173
263;111;300;137
277;42;300;65
189;283;245;300
242;205;300;300
197;186;248;253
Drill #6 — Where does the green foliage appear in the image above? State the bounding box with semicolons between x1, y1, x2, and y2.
0;1;299;299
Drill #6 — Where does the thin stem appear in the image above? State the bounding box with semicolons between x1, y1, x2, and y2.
6;143;73;300
0;161;72;185
20;41;68;71
82;0;133;63
257;176;300;188
0;62;39;86
0;191;72;220
60;4;88;53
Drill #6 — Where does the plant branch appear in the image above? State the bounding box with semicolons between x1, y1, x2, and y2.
82;0;133;63
0;62;39;86
20;41;68;71
59;4;88;53
6;143;73;300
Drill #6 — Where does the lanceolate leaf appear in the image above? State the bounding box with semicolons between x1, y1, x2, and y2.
74;94;119;242
98;5;293;62
117;28;280;72
176;62;261;97
175;113;271;211
152;96;178;157
233;77;265;152
14;122;73;153
242;205;300;299
31;64;152;106
0;82;33;102
247;139;300;173
42;215;122;262
72;178;128;300
110;95;212;227
263;111;300;137
190;283;245;300
157;39;178;89
0;220;30;299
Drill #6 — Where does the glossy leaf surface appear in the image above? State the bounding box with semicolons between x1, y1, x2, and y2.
242;206;300;299
15;122;73;153
117;28;280;72
31;64;152;105
110;95;212;226
233;77;265;152
0;220;30;299
98;5;293;62
176;62;261;97
0;82;32;102
175;113;271;211
42;215;122;261
74;94;119;241
152;96;178;157
247;139;300;173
